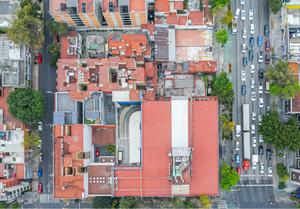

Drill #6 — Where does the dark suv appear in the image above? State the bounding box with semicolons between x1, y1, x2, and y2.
259;69;264;79
259;146;263;156
243;57;247;66
249;49;253;61
250;37;254;47
266;149;272;160
264;25;269;36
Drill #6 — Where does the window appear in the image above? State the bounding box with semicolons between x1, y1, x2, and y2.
17;189;19;193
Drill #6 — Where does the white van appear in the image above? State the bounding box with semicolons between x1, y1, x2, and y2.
235;8;240;19
250;24;255;34
236;125;241;137
265;81;269;93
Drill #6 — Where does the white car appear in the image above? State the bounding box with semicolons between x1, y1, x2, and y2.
260;163;265;174
241;0;245;4
252;162;257;170
259;135;263;142
259;98;263;107
251;78;255;89
236;141;240;150
38;121;43;131
241;70;246;81
258;115;262;126
251;92;256;101
252;112;256;120
241;10;246;20
251;65;255;73
243;28;247;39
259;82;263;94
251;124;255;134
249;10;253;20
242;43;246;53
252;137;257;147
40;153;43;162
250;24;255;34
268;167;273;177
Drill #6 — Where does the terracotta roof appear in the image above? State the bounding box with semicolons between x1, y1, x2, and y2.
103;0;117;13
129;0;146;11
51;0;68;14
188;61;217;74
167;14;178;25
129;90;155;101
189;11;204;25
141;24;155;37
92;127;115;145
0;164;4;177
78;0;93;13
89;165;113;195
174;1;184;9
289;62;299;74
178;15;188;25
292;97;300;112
15;164;25;179
155;0;170;12
60;31;79;60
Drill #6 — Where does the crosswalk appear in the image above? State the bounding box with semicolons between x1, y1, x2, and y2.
217;200;228;209
39;194;60;203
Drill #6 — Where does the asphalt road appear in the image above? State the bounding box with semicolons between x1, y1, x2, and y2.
37;0;57;195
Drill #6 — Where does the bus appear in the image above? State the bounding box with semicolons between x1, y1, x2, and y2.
242;104;250;132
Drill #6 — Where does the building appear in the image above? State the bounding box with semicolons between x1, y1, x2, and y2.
50;0;147;29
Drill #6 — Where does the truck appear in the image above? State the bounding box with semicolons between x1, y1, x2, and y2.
252;155;258;170
118;148;123;164
242;104;250;132
232;19;238;34
243;132;251;170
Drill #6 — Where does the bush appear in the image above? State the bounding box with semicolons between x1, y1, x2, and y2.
119;197;137;208
291;197;296;201
0;202;8;209
111;198;119;208
184;201;195;208
93;197;112;208
278;182;287;190
277;164;289;181
49;55;60;68
11;202;19;209
106;144;115;153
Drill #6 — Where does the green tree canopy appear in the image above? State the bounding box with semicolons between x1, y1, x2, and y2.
22;133;41;148
264;59;300;99
11;202;19;209
50;55;60;68
93;196;113;208
214;7;227;25
267;0;282;14
106;144;115;153
219;114;235;140
0;202;8;209
119;197;137;208
211;72;235;109
6;88;46;124
209;0;230;14
6;1;44;50
200;195;211;208
278;182;287;190
45;20;68;36
214;29;228;44
219;160;239;191
277;164;289;181
47;42;61;55
258;111;300;151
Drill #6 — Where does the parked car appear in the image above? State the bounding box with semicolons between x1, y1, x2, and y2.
241;10;246;20
250;24;255;34
242;43;246;53
95;148;99;157
259;69;264;79
251;124;255;134
54;33;58;42
266;149;272;160
260;163;265;174
241;0;245;4
38;143;42;150
259;146;263;155
290;33;300;38
264;25;269;36
268;167;272;177
38;184;43;193
241;70;246;81
265;54;270;64
251;91;256;101
259;97;264;107
267;106;271;113
243;28;247;39
258;51;263;63
251;64;255;73
258;36;262;46
249;10;253;20
235;154;240;164
242;85;246;95
250;37;254;47
249;49;254;61
40;153;43;162
38;168;42;177
259;82;263;94
266;40;270;51
252;112;256;120
237;167;241;175
243;57;247;66
38;122;43;131
251;78;255;88
252;137;257;147
259;134;263;142
236;141;240;150
38;54;42;64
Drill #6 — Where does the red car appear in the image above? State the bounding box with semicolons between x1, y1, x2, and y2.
265;54;270;64
265;40;270;51
37;54;42;64
38;184;42;193
237;167;241;176
54;33;58;42
95;148;99;157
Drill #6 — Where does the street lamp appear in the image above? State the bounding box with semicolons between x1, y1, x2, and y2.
46;91;55;94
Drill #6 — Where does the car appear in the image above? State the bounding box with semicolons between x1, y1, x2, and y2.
38;184;43;193
251;91;256;101
259;82;263;94
259;69;264;79
260;163;265;174
249;10;253;20
259;97;263;107
235;154;240;164
258;51;263;63
249;49;253;61
37;54;42;64
265;54;270;64
267;106;271;114
290;33;300;38
266;149;272;160
250;37;254;47
243;28;247;39
38;143;42;150
250;24;255;34
237;167;241;176
241;70;246;81
264;25;269;36
54;33;58;42
242;85;246;95
252;112;256;120
259;146;263;155
40;153;43;162
268;167;272;177
38;168;42;177
235;8;240;19
252;137;257;147
251;78;255;88
258;116;262;126
257;36;262;46
242;43;246;53
95;148;99;157
241;10;246;20
265;40;270;51
251;124;255;134
241;0;245;4
38;37;42;47
259;134;263;142
252;161;257;170
38;121;43;131
243;57;247;66
236;141;240;150
289;29;300;33
251;64;255;73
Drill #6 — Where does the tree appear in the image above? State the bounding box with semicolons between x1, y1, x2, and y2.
278;182;287;190
219;115;235;140
6;88;46;124
0;202;8;209
50;55;60;68
184;201;195;208
45;20;68;36
93;196;113;208
11;202;19;209
119;197;137;209
219;160;239;191
47;42;61;55
277;164;289;182
214;7;227;25
24;149;40;169
267;0;282;14
264;59;300;99
200;195;211;208
215;29;228;45
211;72;235;109
209;0;230;14
22;133;41;148
106;144;115;153
225;10;234;28
259;111;300;151
6;2;44;50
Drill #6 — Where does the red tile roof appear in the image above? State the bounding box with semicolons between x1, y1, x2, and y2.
60;31;79;60
141;24;155;37
289;62;299;74
188;61;218;74
129;0;146;11
178;15;188;25
167;13;178;25
174;1;184;10
189;11;204;25
15;164;25;179
155;0;170;13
